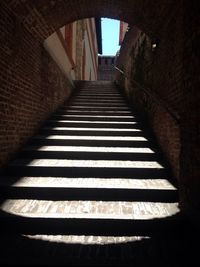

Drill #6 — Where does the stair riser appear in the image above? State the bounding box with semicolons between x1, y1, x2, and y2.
19;151;159;161
29;139;150;147
51;116;135;122
0;187;178;202
44;122;139;128
56;111;133;116
61;107;131;111
0;218;177;236
4;166;168;179
68;103;127;107
39;129;143;136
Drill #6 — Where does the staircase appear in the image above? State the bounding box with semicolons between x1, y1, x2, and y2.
0;81;192;266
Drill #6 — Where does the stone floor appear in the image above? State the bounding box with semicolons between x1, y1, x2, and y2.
0;81;198;266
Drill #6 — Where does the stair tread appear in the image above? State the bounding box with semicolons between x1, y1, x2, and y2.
0;81;184;266
0;198;178;220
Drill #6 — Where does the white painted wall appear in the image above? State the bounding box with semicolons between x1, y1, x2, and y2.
43;18;99;82
43;32;75;85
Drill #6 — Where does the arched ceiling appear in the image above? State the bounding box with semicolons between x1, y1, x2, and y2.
4;0;178;41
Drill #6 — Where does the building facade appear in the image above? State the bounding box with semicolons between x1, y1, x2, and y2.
119;21;129;45
44;18;102;84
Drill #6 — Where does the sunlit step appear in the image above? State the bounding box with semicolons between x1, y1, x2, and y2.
0;186;178;202
5;165;167;178
46;120;137;125
51;114;135;123
59;110;132;114
75;96;123;99
23;234;148;245
0;200;179;219
78;90;119;92
10;159;163;168
73;98;125;101
70;102;127;106
76;93;121;96
74;97;124;100
79;92;119;94
52;114;135;119
53;115;134;118
30;134;151;148
44;121;140;129
20;145;159;161
40;128;143;137
34;135;146;141
74;92;122;100
63;106;131;110
71;99;126;103
77;89;118;92
40;127;141;132
78;89;118;91
51;115;136;122
3;177;176;190
51;114;136;121
23;146;154;153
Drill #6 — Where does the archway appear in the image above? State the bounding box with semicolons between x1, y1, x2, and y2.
0;0;199;219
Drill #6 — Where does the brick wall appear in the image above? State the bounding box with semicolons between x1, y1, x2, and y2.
0;0;199;216
75;20;85;80
178;1;200;216
0;4;73;167
116;25;181;180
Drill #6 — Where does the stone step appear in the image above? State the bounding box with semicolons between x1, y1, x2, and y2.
3;166;168;179
29;136;151;148
73;96;125;100
19;149;160;161
44;120;140;128
75;94;123;97
46;119;137;124
76;90;121;93
0;186;178;202
56;110;133;115
70;99;127;103
0;177;176;190
9;158;164;169
0;197;179;222
0;81;188;267
0;215;182;236
61;106;131;111
39;128;143;136
22;145;155;153
51;115;135;121
69;102;127;106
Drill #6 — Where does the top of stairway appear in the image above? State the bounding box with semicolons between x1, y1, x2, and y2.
74;80;117;87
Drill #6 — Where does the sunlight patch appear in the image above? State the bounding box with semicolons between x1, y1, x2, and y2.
24;146;154;153
1;200;179;219
48;120;137;124
12;177;176;190
11;159;164;168
37;135;146;140
23;234;150;245
56;115;134;118
42;128;141;132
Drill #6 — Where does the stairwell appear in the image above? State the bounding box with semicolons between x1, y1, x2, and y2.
0;81;194;266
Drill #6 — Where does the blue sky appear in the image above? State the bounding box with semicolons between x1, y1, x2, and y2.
101;18;121;56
